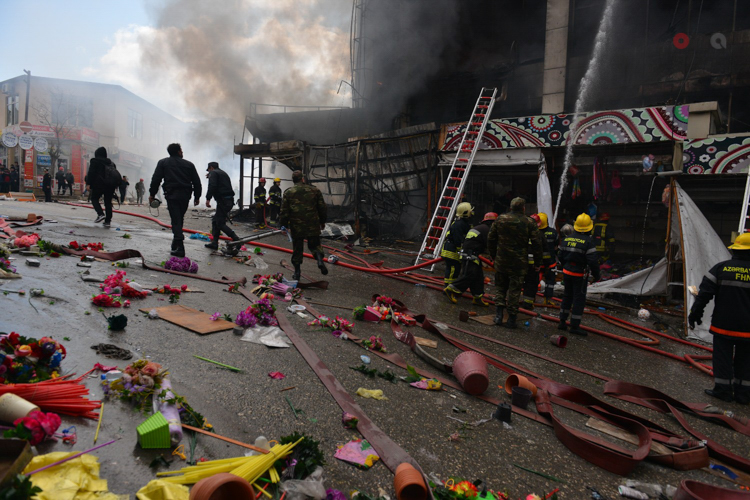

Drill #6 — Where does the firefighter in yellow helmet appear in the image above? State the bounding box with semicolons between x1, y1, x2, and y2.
441;202;473;290
268;177;282;224
593;212;615;263
254;177;267;228
688;233;750;404
538;213;559;305
444;212;497;306
557;214;601;336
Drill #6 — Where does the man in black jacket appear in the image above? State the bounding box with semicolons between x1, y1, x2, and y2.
55;167;66;195
88;147;117;226
65;170;75;196
205;162;239;250
689;233;750;404
149;143;202;257
42;169;52;202
10;166;19;192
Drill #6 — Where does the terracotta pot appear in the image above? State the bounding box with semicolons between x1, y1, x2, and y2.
189;473;255;500
504;373;537;396
452;351;489;395
673;479;750;500
394;463;428;500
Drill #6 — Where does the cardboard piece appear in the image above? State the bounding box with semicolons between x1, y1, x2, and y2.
470;314;498;326
139;304;235;335
414;336;438;349
0;439;33;488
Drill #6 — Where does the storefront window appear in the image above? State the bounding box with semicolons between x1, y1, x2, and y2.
6;95;19;126
128;108;142;139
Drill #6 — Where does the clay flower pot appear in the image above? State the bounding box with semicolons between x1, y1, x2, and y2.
394;463;428;500
504;373;537;396
189;473;255;500
452;351;489;395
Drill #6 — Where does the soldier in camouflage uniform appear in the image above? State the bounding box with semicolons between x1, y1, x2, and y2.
280;170;328;280
487;197;542;329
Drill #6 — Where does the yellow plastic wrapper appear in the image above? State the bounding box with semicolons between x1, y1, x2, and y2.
21;452;127;500
355;388;388;400
136;479;189;500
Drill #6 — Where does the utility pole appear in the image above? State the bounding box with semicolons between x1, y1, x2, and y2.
23;69;31;121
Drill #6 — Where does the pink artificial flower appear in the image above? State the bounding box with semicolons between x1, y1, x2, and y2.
141;361;161;377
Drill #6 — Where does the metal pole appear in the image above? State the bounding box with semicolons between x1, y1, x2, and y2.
239;155;244;209
23;69;31;121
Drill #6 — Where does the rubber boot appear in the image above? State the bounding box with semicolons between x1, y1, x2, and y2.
503;315;518;329
558;313;568;331
568;320;587;336
444;286;458;304
292;264;301;281
316;252;328;275
493;306;504;326
543;298;554;306
523;298;535;311
734;384;750;405
705;383;734;403
472;295;490;307
171;240;185;258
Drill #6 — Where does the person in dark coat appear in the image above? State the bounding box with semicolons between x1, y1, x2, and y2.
65;170;75;196
205;162;239;250
42;169;52;202
119;176;130;204
149;143;202;257
444;212;497;306
268;178;282;223
10;167;20;192
55;167;66;195
88;147;118;227
0;167;9;193
254;178;267;228
135;178;145;205
689;233;750;404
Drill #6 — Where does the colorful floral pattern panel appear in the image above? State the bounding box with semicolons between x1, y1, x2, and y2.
682;135;750;174
442;105;689;151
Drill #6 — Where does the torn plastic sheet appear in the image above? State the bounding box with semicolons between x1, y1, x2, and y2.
240;325;291;348
588;258;667;296
321;223;354;238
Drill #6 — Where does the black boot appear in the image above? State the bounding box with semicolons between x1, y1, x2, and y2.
734;384;750;405
171;241;185;257
558;313;568;331
316;252;328;275
569;321;587;336
493;306;504;326
292;264;301;281
705;383;734;403
205;242;219;250
503;315;517;329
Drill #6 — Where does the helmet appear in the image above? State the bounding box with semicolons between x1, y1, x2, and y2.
456;202;474;218
482;212;498;222
538;213;549;229
574;213;594;233
530;213;541;226
259;177;266;183
600;212;610;222
274;177;281;183
729;233;750;250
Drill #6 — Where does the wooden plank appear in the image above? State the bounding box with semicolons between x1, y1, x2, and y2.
585;417;671;455
139;305;234;335
414;336;438;349
470;314;498;326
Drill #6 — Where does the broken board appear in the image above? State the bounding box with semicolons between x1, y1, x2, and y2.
414;336;437;349
470;314;499;326
139;305;234;335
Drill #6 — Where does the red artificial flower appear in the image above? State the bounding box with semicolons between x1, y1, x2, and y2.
8;332;20;346
121;284;147;299
180;285;188;292
69;241;80;249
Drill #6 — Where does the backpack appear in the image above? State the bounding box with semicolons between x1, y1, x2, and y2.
103;162;122;189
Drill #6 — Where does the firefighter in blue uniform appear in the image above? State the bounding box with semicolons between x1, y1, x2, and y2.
689;233;750;405
558;213;601;336
441;202;473;291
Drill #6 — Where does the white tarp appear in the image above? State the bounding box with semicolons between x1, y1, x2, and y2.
537;158;554;222
588;258;667;296
675;182;731;343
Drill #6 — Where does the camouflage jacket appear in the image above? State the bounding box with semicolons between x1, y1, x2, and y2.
487;211;542;272
279;183;327;237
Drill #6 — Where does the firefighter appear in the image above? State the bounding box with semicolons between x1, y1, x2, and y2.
538;213;559;305
522;213;546;311
441;202;473;291
444;212;497;306
268;177;282;224
688;233;750;404
254;177;267;228
558;213;601;336
593;212;615;263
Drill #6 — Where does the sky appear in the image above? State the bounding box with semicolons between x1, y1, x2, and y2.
1;0;352;123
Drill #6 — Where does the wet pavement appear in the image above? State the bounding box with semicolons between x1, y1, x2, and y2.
1;198;749;498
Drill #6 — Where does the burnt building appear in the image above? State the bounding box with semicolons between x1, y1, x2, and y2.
236;0;750;257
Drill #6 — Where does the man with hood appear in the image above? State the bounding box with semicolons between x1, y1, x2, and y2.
689;233;750;405
149;143;202;257
55;166;66;195
87;147;119;227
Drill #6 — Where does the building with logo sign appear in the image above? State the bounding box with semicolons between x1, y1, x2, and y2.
1;75;187;195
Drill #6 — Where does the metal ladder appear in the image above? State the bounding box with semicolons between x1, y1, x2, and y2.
739;169;750;234
414;87;497;269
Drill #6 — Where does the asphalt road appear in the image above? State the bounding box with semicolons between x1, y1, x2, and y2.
1;198;748;499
